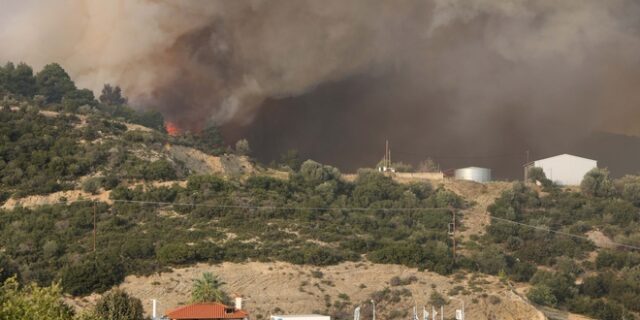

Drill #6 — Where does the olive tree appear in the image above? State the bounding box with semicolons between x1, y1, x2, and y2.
94;289;144;320
36;63;76;103
0;277;75;320
581;168;615;197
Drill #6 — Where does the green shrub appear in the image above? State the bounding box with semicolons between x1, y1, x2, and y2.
429;291;447;307
527;284;557;306
82;177;103;194
0;277;75;320
157;243;197;265
94;289;144;320
36;63;76;103
143;160;177;180
0;254;19;283
187;175;227;193
581;168;615;197
195;243;225;263
527;167;554;189
302;247;346;266
61;253;125;296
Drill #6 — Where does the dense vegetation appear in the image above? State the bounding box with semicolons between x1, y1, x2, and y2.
0;61;232;199
0;62;165;131
0;165;464;296
0;107;178;199
482;169;640;319
0;277;145;319
2;61;640;319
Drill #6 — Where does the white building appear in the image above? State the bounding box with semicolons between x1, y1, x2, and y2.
524;154;597;186
271;315;330;320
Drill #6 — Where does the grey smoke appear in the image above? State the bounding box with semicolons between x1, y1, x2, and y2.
2;0;640;175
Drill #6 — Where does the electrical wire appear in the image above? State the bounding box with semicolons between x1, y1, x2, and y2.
8;197;640;251
392;150;526;160
488;216;640;251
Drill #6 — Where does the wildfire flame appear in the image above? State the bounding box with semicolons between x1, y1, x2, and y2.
165;121;180;136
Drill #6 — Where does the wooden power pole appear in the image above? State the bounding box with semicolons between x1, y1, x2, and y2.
449;207;456;262
93;202;97;252
452;210;456;260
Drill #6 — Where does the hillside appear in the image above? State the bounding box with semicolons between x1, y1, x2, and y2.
70;262;545;320
1;71;640;320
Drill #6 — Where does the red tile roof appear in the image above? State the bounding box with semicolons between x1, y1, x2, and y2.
166;303;249;320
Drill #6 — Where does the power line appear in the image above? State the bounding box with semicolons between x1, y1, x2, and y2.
13;198;640;251
488;216;640;251
393;150;526;160
111;199;640;251
109;199;442;212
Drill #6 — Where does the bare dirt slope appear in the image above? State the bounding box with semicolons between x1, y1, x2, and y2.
1;190;111;210
538;306;594;320
443;180;513;239
70;262;545;320
585;230;616;249
165;144;254;177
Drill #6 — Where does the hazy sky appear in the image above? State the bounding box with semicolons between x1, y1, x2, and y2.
2;0;640;177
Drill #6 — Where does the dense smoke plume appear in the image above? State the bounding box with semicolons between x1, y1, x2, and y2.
2;0;640;177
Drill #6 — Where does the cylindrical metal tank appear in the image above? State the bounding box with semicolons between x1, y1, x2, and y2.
454;167;492;183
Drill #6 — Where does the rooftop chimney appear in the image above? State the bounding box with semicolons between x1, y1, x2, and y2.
235;296;243;310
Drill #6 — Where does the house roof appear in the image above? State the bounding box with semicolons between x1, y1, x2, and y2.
166;303;248;320
534;153;597;163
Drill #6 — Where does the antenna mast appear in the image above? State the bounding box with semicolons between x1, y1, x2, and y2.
385;140;389;168
388;143;391;168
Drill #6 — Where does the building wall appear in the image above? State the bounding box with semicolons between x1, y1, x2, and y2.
341;172;444;183
533;154;597;186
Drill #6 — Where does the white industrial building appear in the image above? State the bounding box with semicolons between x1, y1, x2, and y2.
524;154;597;186
271;315;330;320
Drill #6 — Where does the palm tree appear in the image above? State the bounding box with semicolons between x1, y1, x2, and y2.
191;272;228;303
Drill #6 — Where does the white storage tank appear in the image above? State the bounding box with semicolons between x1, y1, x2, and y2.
271;315;331;320
454;167;491;183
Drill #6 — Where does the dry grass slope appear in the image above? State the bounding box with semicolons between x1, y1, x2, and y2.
68;262;546;320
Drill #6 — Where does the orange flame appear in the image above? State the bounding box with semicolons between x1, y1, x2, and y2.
165;121;180;136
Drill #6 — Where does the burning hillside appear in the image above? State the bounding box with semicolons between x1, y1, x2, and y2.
3;0;640;177
164;121;180;136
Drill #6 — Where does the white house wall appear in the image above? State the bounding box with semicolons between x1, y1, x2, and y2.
533;155;597;186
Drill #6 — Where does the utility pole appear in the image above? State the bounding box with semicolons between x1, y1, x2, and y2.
452;209;456;261
385;140;389;169
449;206;456;262
93;202;97;252
388;142;391;169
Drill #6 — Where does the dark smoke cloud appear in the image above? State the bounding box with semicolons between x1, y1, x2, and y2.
2;0;640;176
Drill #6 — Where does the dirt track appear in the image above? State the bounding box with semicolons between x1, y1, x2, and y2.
443;180;513;240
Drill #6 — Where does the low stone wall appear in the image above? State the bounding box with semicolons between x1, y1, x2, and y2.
341;172;444;183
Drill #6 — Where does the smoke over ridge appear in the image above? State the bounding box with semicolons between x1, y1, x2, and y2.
2;0;640;176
